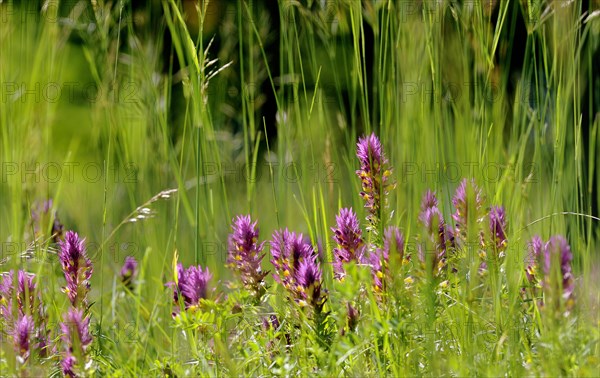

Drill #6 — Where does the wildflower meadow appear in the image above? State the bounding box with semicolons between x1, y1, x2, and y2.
1;1;599;377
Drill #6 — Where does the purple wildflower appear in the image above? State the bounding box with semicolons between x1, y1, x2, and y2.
522;235;545;305
489;206;508;251
60;308;93;352
58;231;93;307
13;314;34;363
295;255;326;310
60;308;92;376
358;226;408;293
61;354;77;378
420;190;438;212
420;206;444;238
120;256;138;290
331;208;365;279
525;236;543;283
383;226;405;263
544;236;575;304
418;191;454;275
356;133;395;229
170;264;212;311
270;230;292;287
227;215;268;294
419;189;442;238
0;270;49;358
368;249;386;292
19;272;50;357
270;229;324;308
0;272;14;321
452;179;485;241
524;235;575;310
419;190;453;249
17;271;38;316
0;270;37;318
270;229;314;289
296;257;321;288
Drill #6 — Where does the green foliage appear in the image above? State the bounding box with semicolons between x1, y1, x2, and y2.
0;0;598;376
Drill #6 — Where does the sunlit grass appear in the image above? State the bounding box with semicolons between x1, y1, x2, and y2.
0;0;598;376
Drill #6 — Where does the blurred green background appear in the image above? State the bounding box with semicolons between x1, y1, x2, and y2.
0;1;598;372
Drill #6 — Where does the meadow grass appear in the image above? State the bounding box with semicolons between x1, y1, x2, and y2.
0;0;599;376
